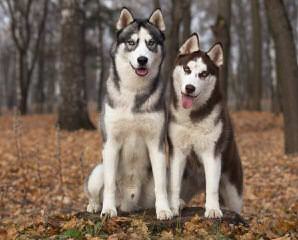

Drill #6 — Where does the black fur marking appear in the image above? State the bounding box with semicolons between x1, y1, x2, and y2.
170;77;178;109
189;87;222;123
106;93;114;108
167;134;173;158
100;102;107;143
110;45;121;91
158;111;167;150
117;20;165;47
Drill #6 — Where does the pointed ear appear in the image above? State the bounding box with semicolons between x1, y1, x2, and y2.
179;33;200;55
207;43;224;67
149;9;165;32
116;8;134;31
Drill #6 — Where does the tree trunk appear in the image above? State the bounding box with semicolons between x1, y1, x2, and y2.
265;0;298;154
163;0;182;87
153;0;161;9
212;0;231;99
18;52;29;115
234;0;250;109
181;0;191;42
35;33;46;113
7;51;17;110
248;0;262;110
58;0;95;131
97;20;106;112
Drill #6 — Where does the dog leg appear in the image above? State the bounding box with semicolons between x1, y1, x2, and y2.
201;151;223;218
147;141;172;220
220;175;242;214
101;140;120;218
86;164;104;213
170;148;187;216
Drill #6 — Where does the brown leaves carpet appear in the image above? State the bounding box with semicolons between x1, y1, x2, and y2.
0;112;297;239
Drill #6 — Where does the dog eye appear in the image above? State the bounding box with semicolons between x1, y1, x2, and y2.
127;40;136;46
147;39;156;47
200;71;209;78
183;65;191;74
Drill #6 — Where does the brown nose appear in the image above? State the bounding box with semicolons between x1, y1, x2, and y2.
185;84;195;94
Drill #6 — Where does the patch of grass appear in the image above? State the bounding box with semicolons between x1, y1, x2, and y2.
61;229;83;239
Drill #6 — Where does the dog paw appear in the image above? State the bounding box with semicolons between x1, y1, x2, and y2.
100;207;117;218
171;207;179;217
156;208;173;220
86;201;101;213
170;199;185;217
204;208;223;218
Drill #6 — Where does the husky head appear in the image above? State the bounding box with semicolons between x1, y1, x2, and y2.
113;8;165;90
173;33;224;109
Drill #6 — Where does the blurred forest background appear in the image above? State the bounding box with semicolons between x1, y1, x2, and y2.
0;1;298;239
0;0;298;153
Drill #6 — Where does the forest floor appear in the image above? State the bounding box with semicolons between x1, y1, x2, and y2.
0;112;297;239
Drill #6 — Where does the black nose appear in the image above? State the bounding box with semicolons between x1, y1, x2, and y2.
185;84;195;94
137;56;148;66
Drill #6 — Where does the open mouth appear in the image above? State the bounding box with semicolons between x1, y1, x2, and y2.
130;63;149;77
135;67;148;77
181;92;198;109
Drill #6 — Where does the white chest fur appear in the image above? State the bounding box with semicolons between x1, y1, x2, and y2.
105;103;164;143
169;104;222;155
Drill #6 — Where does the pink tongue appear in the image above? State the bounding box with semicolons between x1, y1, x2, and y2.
136;68;148;76
182;95;194;109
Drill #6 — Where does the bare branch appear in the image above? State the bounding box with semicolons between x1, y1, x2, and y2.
6;0;23;50
28;0;49;82
23;0;33;50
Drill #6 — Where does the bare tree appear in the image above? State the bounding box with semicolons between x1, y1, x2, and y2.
181;0;191;42
163;0;182;85
212;0;231;99
0;0;48;114
96;1;108;112
57;0;95;130
265;0;298;154
248;0;262;110
232;0;250;109
34;32;46;113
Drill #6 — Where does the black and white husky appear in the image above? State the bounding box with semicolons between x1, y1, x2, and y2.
169;34;243;218
87;8;172;220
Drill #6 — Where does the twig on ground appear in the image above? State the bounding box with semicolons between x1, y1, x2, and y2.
0;184;8;209
79;150;85;183
35;145;42;188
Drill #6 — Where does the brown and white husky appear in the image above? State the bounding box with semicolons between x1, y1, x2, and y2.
169;33;243;218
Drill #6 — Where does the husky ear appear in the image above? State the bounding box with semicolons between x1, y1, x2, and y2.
149;9;165;32
179;33;200;55
116;8;134;30
207;43;224;67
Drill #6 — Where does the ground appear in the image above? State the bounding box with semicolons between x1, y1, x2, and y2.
0;112;297;239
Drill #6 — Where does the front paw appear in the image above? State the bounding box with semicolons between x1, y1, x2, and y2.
156;208;173;220
204;207;223;218
170;199;185;216
87;200;101;213
100;206;117;218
